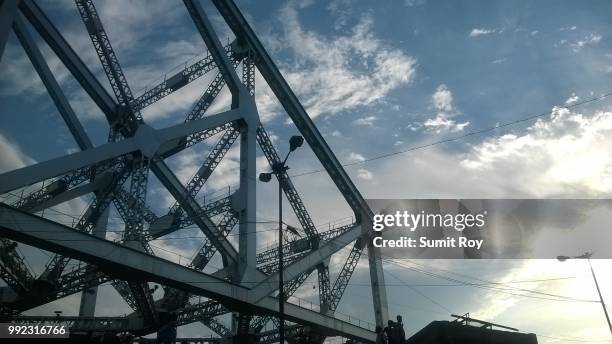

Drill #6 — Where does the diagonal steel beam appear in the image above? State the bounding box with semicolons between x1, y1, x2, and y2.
183;0;243;105
5;193;236;314
0;109;240;194
256;223;356;267
0;205;376;343
19;0;117;120
251;269;313;333
132;42;235;112
150;194;233;239
158;209;238;311
0;238;33;295
38;163;130;281
150;158;240;266
328;239;363;312
256;126;318;241
0;0;20;63
201;317;232;338
166;124;240;236
248;223;361;302
74;0;138;121
13;15;93;151
211;0;371;220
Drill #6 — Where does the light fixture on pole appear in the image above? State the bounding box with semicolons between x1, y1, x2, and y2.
557;251;611;336
258;135;303;344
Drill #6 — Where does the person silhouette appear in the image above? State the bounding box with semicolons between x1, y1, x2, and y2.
396;315;406;344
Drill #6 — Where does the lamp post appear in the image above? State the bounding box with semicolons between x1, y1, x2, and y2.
557;252;612;336
259;135;304;344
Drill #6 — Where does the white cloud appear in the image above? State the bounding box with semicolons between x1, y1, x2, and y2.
422;84;469;133
0;41;53;97
348;152;366;162
259;3;416;119
352;116;377;126
460;106;612;195
570;33;602;52
469;28;498;37
331;130;342;137
404;0;426;6
93;0;184;52
363;105;612;199
431;84;453;112
326;0;357;30
565;93;579;105
492;58;507;64
357;168;374;181
0;0;205;124
423;113;469;133
0;133;35;173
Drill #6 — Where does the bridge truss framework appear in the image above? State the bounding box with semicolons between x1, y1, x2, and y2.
0;0;388;342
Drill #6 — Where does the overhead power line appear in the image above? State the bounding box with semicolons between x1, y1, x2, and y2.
291;92;612;178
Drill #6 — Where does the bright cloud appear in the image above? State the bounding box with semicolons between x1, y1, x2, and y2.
258;3;417;119
469;28;498;37
423;113;469;133
422;84;469;133
431;84;453;112
565;93;580;105
348;152;366;162
570;33;602;52
357;168;374;181
365;105;612;199
0;133;35;172
461;106;612;195
353;116;378;126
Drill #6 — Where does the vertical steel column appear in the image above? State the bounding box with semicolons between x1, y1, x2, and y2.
78;207;108;317
238;120;257;282
277;178;284;344
367;236;389;328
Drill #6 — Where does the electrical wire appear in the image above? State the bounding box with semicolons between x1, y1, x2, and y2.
291;92;612;178
5;221;601;304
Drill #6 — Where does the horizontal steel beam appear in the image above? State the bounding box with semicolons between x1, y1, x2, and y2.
0;205;375;343
0;109;240;194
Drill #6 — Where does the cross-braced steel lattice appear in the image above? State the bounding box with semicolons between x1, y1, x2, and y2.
0;0;389;342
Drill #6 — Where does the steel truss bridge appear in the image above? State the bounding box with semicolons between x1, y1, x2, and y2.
0;0;389;342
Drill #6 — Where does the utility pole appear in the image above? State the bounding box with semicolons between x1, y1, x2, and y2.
558;252;612;336
259;135;304;343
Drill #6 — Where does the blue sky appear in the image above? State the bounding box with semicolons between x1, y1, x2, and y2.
2;0;612;342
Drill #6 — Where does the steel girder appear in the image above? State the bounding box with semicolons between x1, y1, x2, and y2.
0;238;33;295
0;0;20;63
0;206;376;342
8;315;143;333
132;42;235;112
3;199;237;315
19;0;117;119
211;0;388;327
201;317;232;337
0;0;388;341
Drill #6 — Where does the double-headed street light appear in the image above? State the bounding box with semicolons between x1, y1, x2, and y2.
557;252;612;336
259;135;304;344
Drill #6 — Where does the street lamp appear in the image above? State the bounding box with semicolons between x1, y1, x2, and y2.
557;252;612;336
259;135;304;344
